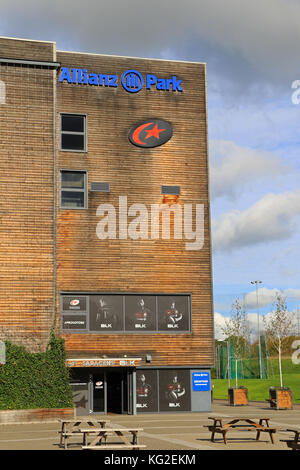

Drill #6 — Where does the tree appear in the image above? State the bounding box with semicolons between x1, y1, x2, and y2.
221;299;250;387
263;293;294;388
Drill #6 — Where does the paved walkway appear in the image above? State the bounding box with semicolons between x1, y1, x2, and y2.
0;400;299;450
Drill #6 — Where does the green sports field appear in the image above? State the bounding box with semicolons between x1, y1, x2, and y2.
213;358;300;403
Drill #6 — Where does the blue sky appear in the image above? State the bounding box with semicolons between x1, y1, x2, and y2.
1;0;300;337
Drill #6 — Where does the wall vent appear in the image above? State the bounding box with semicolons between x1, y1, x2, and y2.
161;185;180;195
90;182;110;192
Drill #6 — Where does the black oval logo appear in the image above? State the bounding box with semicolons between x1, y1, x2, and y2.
129;119;173;148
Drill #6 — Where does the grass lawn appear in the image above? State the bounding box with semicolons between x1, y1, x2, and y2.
213;374;300;403
213;358;300;403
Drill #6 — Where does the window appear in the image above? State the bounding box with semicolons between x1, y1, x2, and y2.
60;293;191;333
60;170;87;209
61;114;86;151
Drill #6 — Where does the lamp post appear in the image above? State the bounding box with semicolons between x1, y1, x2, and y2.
251;280;263;379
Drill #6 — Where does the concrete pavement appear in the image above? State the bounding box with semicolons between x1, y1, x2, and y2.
0;400;299;451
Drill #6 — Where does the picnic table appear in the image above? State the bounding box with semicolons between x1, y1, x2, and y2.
280;429;300;450
81;427;146;450
58;418;110;449
206;416;277;444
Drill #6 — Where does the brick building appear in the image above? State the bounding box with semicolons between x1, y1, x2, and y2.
0;36;214;415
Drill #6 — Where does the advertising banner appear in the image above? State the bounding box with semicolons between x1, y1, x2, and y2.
89;295;124;331
125;295;156;331
136;370;158;412
159;369;191;411
62;315;87;330
157;296;190;331
66;358;141;368
192;371;211;391
62;296;87;311
61;293;191;333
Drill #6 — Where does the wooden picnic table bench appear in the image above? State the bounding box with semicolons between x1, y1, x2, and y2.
280;429;300;450
81;427;146;450
58;418;110;449
206;416;277;444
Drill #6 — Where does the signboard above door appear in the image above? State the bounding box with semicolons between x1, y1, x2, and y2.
66;358;142;368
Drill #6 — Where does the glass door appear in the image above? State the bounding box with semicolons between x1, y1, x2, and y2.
91;373;105;413
121;370;128;414
125;369;134;414
70;382;89;416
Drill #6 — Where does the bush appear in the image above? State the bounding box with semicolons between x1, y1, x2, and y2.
0;332;74;410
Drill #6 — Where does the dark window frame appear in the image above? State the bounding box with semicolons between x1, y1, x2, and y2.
59;169;88;210
60;113;87;152
59;292;192;334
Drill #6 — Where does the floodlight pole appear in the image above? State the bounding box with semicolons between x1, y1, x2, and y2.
251;280;263;379
227;340;231;389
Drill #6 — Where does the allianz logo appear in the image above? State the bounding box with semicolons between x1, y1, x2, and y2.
59;67;183;93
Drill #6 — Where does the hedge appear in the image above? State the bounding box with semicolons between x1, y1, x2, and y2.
0;332;74;410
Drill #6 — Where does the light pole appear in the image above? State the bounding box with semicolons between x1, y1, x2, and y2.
251;280;263;379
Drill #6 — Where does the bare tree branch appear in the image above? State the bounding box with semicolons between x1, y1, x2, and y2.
263;293;294;388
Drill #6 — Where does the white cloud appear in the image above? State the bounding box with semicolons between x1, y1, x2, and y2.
244;288;281;309
214;312;227;341
214;309;298;341
213;190;300;251
1;0;300;86
209;104;300;150
245;287;300;309
194;0;300;82
210;140;288;200
214;311;261;341
214;310;264;341
284;288;300;300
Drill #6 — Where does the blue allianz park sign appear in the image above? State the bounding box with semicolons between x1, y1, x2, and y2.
59;67;183;93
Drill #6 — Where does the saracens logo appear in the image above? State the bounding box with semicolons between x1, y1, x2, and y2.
129;119;173;148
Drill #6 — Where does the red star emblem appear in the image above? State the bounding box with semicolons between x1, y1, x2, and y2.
145;123;166;139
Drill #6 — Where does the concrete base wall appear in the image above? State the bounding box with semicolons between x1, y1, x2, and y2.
190;370;212;412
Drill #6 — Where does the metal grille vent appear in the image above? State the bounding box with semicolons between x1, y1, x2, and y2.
161;185;181;195
90;182;110;192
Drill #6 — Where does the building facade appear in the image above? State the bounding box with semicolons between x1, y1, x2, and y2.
0;36;214;414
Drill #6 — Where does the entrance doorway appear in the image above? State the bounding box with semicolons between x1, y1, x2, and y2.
70;368;132;415
106;371;128;413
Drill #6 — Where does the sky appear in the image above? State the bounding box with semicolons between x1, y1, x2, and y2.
1;0;300;339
